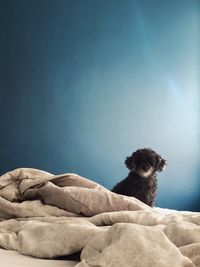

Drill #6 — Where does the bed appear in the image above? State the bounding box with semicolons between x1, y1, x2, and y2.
0;248;78;267
0;168;200;267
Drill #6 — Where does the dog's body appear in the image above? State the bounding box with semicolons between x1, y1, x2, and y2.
112;148;166;207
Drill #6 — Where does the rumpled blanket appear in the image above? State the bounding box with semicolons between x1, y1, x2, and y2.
0;168;200;267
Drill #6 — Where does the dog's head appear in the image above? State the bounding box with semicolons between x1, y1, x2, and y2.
125;148;167;178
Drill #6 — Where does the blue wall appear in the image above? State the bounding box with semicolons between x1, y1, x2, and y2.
0;0;199;210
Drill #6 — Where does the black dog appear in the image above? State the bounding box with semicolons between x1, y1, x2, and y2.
112;148;167;207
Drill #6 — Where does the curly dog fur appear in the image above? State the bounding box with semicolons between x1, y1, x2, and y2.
112;148;167;207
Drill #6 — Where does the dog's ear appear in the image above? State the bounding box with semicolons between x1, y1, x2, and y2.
124;155;135;170
156;157;167;172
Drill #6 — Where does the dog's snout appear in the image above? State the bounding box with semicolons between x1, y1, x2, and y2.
142;163;151;171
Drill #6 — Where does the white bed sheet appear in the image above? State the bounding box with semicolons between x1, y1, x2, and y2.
0;248;78;267
154;207;195;214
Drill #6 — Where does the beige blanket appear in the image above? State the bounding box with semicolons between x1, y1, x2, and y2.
0;168;200;266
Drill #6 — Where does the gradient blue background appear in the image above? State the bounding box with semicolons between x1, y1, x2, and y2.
0;0;199;210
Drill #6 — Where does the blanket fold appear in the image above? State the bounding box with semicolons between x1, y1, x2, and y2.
0;168;199;267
